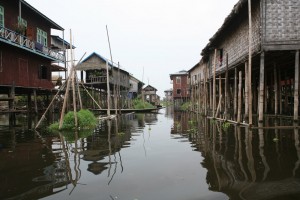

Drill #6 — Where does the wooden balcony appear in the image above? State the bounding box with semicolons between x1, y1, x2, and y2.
0;26;65;62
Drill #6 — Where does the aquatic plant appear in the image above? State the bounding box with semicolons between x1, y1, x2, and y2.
221;121;231;131
133;99;155;109
49;109;97;131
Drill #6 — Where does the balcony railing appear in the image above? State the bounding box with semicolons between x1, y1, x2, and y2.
0;26;65;62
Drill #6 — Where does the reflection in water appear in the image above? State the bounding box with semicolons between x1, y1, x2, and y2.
171;110;300;200
2;110;300;199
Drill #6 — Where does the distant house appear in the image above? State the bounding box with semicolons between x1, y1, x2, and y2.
169;70;190;105
164;88;173;102
128;75;144;99
142;85;158;105
75;52;130;91
0;0;69;111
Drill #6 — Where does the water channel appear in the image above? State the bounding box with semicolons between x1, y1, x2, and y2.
1;107;300;200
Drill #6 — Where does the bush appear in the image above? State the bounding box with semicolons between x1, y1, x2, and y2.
133;99;155;109
48;109;97;131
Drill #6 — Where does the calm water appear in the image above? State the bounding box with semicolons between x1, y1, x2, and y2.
1;108;300;200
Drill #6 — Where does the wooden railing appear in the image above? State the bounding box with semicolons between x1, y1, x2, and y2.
0;26;65;62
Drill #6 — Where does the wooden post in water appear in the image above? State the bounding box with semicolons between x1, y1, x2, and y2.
33;89;38;114
294;50;299;121
248;0;253;125
244;62;249;120
219;75;222;116
258;52;265;122
279;68;282;114
234;68;238;120
213;49;217;118
225;54;229;119
237;71;242;123
274;64;278;116
106;60;111;116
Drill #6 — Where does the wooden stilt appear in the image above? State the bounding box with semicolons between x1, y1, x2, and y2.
248;0;253;125
27;93;31;113
274;64;278;116
237;71;242;123
213;49;217;118
33;89;38;114
219;75;222;116
225;54;229;119
234;68;238;120
294;50;299;121
279;68;282;114
244;62;249;120
259;52;265;122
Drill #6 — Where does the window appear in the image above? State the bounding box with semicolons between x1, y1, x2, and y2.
0;6;4;27
177;89;181;95
176;76;181;84
18;16;27;27
39;65;48;79
37;28;47;46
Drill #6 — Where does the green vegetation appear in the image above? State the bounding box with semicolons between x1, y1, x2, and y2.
221;121;231;131
49;109;97;132
133;99;155;109
180;101;191;111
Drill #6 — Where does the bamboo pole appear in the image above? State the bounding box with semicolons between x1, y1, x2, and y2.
219;75;222;116
225;53;229;119
59;68;72;129
33;89;38;114
258;52;265;122
274;64;278;116
294;50;299;121
69;30;78;128
248;0;253;125
35;82;67;129
106;60;111;116
237;71;242;123
234;68;238;120
279;68;282;114
244;62;249;119
213;49;217;118
215;95;223;118
80;83;102;109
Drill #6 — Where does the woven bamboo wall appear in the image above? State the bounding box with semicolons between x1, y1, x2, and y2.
264;0;300;44
207;1;261;74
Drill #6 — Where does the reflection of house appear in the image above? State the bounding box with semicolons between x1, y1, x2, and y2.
128;75;144;99
142;85;158;105
0;0;70;112
169;70;190;105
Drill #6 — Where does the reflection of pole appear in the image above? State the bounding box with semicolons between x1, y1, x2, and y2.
258;123;270;180
107;120;112;177
212;122;221;190
237;126;248;181
293;123;300;176
246;128;256;181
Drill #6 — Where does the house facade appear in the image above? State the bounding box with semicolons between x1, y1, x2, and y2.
142;85;158;105
169;70;190;105
164;89;173;102
190;0;300;123
128;75;144;99
0;0;66;92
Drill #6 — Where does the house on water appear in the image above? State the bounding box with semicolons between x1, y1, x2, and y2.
189;0;300;124
0;0;71;113
169;70;190;107
75;52;130;109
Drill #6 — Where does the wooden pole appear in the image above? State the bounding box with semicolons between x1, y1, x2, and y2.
219;75;222;116
33;89;38;114
274;64;278;116
35;82;67;129
213;49;217;118
279;68;282;114
294;50;299;121
248;0;253;125
234;68;238;120
237;71;242;123
244;62;249;119
106;60;111;116
258;52;265;122
69;30;78;128
225;53;229;119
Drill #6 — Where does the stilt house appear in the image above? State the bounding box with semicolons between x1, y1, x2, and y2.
0;0;69;111
169;70;190;105
190;0;300;122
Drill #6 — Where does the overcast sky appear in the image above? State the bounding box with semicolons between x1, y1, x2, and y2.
26;0;238;97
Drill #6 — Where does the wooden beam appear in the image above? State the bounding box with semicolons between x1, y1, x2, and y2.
294;50;299;121
259;52;265;122
237;71;242;123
